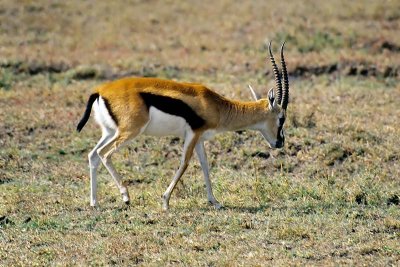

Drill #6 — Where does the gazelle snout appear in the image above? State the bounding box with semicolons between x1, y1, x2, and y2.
274;139;284;148
268;139;284;149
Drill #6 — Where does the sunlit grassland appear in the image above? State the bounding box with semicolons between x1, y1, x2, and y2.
1;73;399;265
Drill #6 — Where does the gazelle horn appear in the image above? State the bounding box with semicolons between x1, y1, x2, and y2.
268;41;282;105
280;42;289;110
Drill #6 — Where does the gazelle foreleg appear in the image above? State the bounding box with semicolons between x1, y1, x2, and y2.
195;142;222;209
162;130;200;211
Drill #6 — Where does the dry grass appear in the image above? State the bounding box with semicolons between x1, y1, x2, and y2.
1;0;400;266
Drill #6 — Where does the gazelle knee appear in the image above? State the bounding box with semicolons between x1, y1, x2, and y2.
97;149;111;164
88;150;101;168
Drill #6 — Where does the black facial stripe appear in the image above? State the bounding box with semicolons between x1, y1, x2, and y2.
140;92;206;129
103;97;119;125
277;117;285;141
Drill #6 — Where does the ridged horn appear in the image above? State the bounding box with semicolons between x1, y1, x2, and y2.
268;41;282;105
280;41;289;110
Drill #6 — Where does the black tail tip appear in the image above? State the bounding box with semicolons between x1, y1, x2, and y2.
76;122;84;132
76;93;99;133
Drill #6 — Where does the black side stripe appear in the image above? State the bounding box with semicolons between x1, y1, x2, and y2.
76;93;99;132
102;97;119;126
139;92;205;129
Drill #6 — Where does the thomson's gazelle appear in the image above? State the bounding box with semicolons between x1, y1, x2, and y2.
77;42;290;210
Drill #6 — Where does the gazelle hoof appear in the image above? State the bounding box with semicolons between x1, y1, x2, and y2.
90;204;99;210
161;194;170;211
215;203;224;210
162;202;169;212
122;193;130;204
209;201;224;210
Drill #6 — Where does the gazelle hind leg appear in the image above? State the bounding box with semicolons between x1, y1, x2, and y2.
162;130;200;211
88;127;115;207
97;132;138;205
195;142;222;209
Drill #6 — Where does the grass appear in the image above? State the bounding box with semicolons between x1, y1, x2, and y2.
1;0;400;266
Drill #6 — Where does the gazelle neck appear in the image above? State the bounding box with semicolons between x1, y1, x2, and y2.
219;99;269;131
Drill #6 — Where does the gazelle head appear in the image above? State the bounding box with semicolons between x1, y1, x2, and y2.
249;41;290;149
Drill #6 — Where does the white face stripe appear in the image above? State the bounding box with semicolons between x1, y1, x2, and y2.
276;111;285;140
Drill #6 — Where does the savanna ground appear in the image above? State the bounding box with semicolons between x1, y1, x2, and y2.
1;0;399;266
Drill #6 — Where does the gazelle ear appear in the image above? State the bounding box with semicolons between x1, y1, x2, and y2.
268;88;275;109
247;85;260;101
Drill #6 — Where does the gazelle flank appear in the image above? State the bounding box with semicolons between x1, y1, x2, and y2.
76;42;290;210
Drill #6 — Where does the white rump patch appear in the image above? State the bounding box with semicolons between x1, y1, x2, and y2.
93;96;118;131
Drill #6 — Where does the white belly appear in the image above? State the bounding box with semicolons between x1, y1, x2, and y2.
141;107;189;137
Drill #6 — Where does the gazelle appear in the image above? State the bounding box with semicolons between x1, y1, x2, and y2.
77;42;290;210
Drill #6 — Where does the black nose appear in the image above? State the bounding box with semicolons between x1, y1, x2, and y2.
275;140;284;148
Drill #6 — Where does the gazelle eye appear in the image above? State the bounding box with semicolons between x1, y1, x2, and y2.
280;129;284;138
